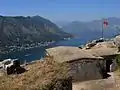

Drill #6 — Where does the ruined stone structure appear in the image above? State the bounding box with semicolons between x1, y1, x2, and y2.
46;44;119;82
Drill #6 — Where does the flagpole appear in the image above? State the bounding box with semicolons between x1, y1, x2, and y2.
101;19;104;39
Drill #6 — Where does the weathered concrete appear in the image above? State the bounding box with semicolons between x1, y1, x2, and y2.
84;47;119;57
46;46;103;63
68;59;106;82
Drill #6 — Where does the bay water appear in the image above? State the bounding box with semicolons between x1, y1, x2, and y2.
0;38;87;63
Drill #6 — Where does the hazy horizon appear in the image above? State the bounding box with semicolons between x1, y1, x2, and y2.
0;0;120;22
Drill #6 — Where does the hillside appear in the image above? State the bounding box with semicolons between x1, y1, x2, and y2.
0;56;69;90
0;15;71;47
61;17;120;40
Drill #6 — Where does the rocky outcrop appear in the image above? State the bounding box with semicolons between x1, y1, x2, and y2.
114;35;120;47
84;38;104;49
84;38;116;50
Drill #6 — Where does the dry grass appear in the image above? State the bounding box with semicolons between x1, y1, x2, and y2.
0;56;69;90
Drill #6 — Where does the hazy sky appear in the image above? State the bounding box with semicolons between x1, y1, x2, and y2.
0;0;120;22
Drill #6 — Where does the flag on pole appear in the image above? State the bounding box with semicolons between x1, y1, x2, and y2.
101;19;108;39
103;20;108;27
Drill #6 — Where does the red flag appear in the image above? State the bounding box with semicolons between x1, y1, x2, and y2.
103;20;108;27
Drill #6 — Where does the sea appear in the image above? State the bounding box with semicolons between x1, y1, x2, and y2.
0;37;98;63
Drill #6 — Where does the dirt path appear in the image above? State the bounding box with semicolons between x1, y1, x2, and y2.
73;72;120;90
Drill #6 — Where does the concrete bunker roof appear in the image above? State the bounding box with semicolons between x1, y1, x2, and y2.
46;46;103;63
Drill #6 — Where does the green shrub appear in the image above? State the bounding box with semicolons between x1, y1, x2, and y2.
115;54;120;66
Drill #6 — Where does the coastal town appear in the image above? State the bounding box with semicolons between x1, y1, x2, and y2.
0;37;71;55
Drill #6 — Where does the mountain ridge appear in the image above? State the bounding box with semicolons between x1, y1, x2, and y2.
59;17;120;41
0;15;72;53
0;15;71;46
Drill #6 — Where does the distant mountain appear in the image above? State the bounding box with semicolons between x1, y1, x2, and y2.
0;15;72;47
55;21;70;28
61;17;120;41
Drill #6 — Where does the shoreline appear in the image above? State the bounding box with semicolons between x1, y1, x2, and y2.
0;38;72;62
0;36;114;64
0;37;72;55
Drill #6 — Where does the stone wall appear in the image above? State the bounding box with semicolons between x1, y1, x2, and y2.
68;59;106;82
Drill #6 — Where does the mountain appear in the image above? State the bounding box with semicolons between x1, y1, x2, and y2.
0;15;71;47
61;17;120;41
55;21;70;28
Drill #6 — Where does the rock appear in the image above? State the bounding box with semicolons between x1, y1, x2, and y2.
95;41;116;48
114;35;120;47
85;42;96;49
95;38;104;43
7;65;15;75
13;60;20;67
84;38;104;49
15;66;26;74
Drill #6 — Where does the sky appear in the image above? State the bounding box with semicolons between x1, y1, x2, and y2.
0;0;120;22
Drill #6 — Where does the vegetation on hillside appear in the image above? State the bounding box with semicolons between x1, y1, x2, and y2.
116;54;120;66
